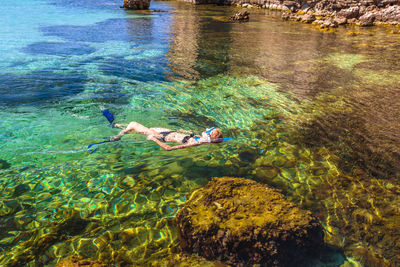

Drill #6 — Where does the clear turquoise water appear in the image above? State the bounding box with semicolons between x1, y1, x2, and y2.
1;0;400;266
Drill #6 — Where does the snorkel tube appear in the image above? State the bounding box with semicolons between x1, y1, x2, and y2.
211;137;233;142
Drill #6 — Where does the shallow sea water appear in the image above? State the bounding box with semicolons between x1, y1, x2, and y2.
0;0;399;266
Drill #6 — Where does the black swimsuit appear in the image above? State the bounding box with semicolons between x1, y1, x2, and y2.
181;133;195;143
159;131;175;142
159;131;194;143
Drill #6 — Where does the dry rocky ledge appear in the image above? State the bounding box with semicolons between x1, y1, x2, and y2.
182;0;400;28
237;0;400;28
176;177;324;266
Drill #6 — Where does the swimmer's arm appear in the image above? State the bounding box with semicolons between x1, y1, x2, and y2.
109;128;131;141
148;136;201;151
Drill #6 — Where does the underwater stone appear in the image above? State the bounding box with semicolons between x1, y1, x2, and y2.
75;238;98;259
12;184;31;197
55;255;107;267
0;200;20;216
119;176;136;188
2;215;92;266
162;252;228;266
54;215;90;236
231;10;250;22
253;166;279;180
273;156;289;167
238;150;258;162
123;0;150;10
176;177;324;266
0;159;11;169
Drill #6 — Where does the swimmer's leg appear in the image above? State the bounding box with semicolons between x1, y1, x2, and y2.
110;122;160;141
114;123;127;129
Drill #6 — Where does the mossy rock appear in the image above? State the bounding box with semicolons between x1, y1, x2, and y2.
176;177;324;266
156;253;228;267
55;255;107;267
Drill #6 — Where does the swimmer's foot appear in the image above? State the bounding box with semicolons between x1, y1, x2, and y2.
113;123;127;129
109;136;121;142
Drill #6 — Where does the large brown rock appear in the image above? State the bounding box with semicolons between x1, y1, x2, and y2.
378;5;400;22
301;14;316;23
123;0;150;10
230;10;250;22
176;177;324;266
337;6;360;19
358;12;376;26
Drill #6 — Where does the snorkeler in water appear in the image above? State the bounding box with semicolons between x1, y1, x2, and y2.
110;122;224;151
91;108;231;151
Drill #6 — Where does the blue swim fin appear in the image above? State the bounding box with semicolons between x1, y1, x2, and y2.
102;109;115;124
88;140;109;149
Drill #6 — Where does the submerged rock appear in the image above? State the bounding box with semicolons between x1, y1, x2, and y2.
301;14;316;23
5;214;91;266
231;10;250;22
321;18;339;28
123;0;150;10
176;177;324;266
334;17;348;25
159;253;228;267
55;255;107;267
0;159;11;170
12;184;30;197
281;12;291;20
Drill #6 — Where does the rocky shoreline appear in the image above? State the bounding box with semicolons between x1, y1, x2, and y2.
276;1;400;28
182;0;400;28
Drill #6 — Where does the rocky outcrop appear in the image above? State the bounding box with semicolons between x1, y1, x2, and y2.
231;10;250;21
181;0;400;26
176;177;324;266
279;2;400;27
123;0;150;10
159;253;228;267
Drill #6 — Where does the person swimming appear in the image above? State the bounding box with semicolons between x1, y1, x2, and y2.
110;121;224;151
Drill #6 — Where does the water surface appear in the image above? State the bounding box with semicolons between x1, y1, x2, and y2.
0;0;399;266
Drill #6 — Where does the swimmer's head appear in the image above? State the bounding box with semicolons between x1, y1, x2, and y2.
202;127;223;142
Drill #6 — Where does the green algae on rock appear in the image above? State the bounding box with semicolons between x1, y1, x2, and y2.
55;255;107;267
156;253;228;267
176;177;324;266
4;213;91;267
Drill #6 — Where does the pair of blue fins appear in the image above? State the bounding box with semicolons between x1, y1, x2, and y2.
88;109;232;150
